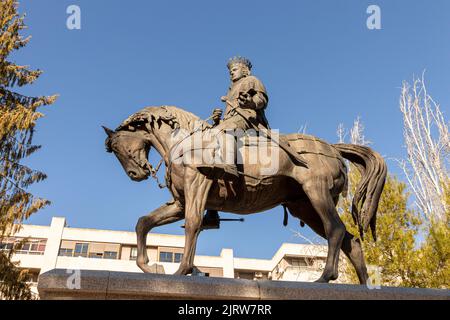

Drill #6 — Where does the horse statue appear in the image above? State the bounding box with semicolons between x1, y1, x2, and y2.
103;105;387;284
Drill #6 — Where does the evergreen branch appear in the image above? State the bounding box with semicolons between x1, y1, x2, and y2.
0;171;31;195
0;61;42;87
0;87;56;109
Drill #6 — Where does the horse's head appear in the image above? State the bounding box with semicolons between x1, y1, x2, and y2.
103;126;151;181
103;106;205;182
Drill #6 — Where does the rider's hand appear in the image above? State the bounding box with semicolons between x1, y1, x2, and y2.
212;108;222;123
238;92;254;109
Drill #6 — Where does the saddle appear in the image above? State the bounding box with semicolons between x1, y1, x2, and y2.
170;128;307;199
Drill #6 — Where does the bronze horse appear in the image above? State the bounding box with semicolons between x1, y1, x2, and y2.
103;106;386;284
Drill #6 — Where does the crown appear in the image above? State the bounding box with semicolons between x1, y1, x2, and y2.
227;56;252;70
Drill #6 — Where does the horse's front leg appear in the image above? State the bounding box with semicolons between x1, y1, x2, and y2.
175;168;212;275
136;200;184;273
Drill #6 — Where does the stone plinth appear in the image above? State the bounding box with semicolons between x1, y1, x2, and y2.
37;269;449;300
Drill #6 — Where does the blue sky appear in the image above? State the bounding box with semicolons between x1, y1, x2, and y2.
15;0;450;259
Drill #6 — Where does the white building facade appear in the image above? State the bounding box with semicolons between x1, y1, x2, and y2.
1;217;339;298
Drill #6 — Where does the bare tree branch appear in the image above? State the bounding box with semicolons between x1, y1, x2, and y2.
399;72;449;221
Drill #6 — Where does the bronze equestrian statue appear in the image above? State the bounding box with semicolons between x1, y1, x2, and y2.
103;57;387;284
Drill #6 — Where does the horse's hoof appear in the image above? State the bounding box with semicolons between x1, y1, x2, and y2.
139;263;165;274
174;269;186;276
315;271;338;283
191;266;205;276
314;277;329;283
174;265;196;276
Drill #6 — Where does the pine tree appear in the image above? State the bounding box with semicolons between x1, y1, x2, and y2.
340;172;423;287
0;241;34;299
0;0;57;299
341;171;449;288
415;180;450;289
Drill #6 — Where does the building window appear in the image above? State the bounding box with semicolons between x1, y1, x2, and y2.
89;252;103;259
0;242;14;250
58;248;73;257
236;271;255;280
174;253;183;263
158;251;183;263
37;242;46;252
74;243;89;257
130;247;138;261
30;242;38;252
25;240;46;255
1;238;46;255
104;251;118;260
159;251;173;263
288;257;310;267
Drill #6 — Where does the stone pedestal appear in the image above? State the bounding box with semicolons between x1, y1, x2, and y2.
37;269;449;300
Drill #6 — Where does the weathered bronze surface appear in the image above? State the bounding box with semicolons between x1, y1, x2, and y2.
103;58;387;284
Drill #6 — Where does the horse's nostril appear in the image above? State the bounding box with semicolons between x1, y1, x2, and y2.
128;170;137;177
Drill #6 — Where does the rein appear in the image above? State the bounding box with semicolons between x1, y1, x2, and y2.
145;158;166;189
149;114;215;189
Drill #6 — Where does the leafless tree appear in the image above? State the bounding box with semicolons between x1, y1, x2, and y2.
398;73;449;222
337;117;370;146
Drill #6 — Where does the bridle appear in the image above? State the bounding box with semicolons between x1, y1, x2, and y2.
116;132;167;189
145;158;165;188
132;145;166;189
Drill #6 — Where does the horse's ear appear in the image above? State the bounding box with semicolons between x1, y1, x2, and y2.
102;126;115;137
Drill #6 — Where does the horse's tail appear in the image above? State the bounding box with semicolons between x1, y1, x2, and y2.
333;143;387;241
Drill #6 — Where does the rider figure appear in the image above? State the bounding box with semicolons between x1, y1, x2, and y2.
200;56;307;180
222;57;270;130
201;56;269;179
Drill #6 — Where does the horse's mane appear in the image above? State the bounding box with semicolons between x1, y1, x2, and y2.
116;106;205;132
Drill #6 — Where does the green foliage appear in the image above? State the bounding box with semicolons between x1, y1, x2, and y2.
0;241;34;300
0;0;56;299
340;168;449;288
413;181;449;288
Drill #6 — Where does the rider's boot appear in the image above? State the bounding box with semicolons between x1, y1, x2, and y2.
209;162;239;180
196;161;239;180
196;134;239;180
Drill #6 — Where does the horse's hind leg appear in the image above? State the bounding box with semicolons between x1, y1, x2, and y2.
287;198;369;285
136;201;184;273
341;232;368;284
331;196;369;285
302;179;346;282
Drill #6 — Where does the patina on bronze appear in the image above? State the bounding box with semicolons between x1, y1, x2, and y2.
103;58;387;284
